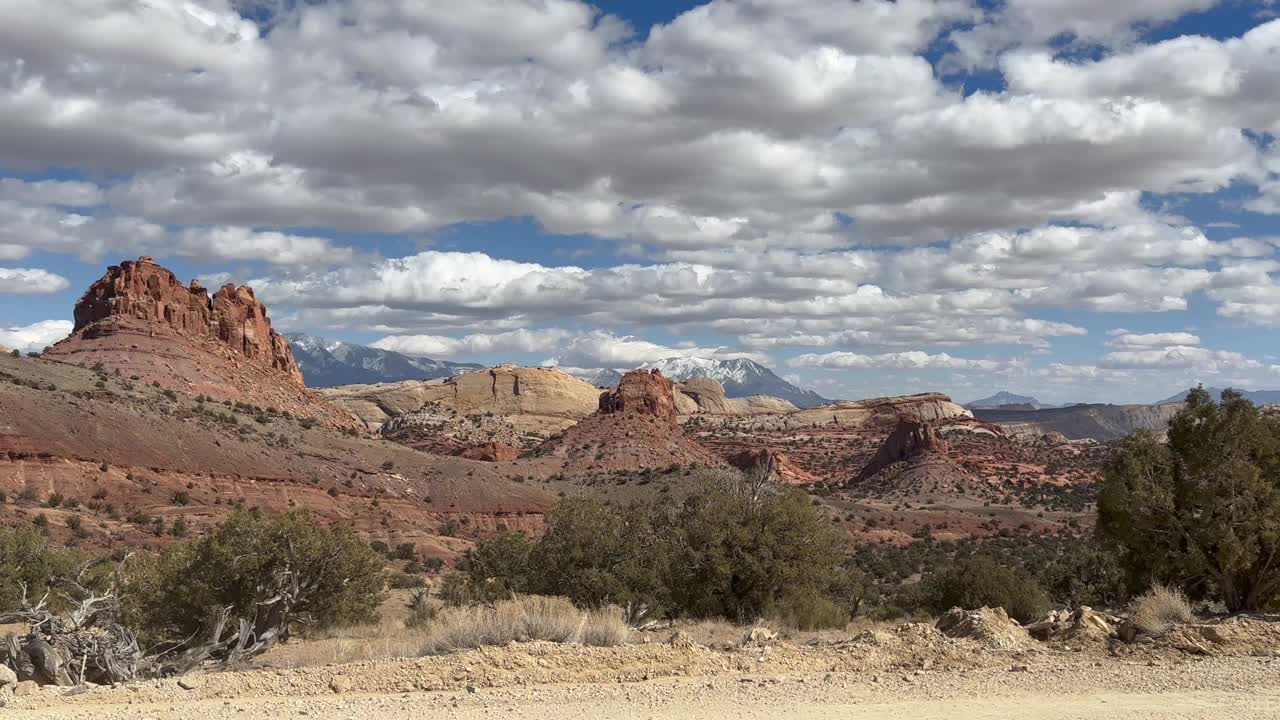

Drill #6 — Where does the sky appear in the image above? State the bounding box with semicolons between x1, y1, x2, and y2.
2;0;1280;405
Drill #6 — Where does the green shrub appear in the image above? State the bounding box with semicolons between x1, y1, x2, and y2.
388;571;425;589
664;475;856;622
1100;388;1280;612
0;526;103;613
450;470;860;624
771;588;850;630
1037;542;1126;609
125;510;385;644
922;556;1050;623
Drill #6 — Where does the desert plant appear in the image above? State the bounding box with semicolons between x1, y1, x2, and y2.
923;556;1050;624
418;595;627;655
579;606;630;646
1099;388;1280;611
1131;584;1194;636
125;510;385;649
446;529;534;605
664;473;857;623
405;588;439;629
0;526;103;613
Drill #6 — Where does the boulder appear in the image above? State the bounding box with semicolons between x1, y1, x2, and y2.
0;664;16;688
12;680;37;697
1025;607;1120;643
329;675;355;694
935;607;1030;650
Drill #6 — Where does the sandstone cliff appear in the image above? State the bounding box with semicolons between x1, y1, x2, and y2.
972;403;1181;441
321;366;601;436
691;392;971;432
674;377;799;416
44;257;353;429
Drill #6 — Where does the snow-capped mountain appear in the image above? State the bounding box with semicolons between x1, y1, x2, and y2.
584;368;624;387
964;391;1045;409
637;357;830;408
286;333;482;387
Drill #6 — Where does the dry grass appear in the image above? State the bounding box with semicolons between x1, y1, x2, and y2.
1132;584;1195;636
580;607;631;647
419;595;630;655
258;615;431;668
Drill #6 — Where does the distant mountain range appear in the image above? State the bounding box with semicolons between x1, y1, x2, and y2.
1155;387;1280;406
585;369;624;387
965;391;1048;410
636;357;830;408
286;333;482;387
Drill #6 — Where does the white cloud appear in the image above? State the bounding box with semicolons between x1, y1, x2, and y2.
0;0;1278;398
372;328;571;358
787;350;1006;371
1106;330;1202;348
1101;346;1263;372
0;267;70;294
0;319;72;353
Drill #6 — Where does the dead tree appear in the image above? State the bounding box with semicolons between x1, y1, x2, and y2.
2;538;340;685
0;581;142;686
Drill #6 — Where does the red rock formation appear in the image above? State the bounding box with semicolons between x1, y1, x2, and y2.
71;256;212;334
210;283;303;383
726;447;821;485
598;369;677;421
856;418;948;481
45;257;354;429
459;442;521;462
537;369;723;473
66;257;302;384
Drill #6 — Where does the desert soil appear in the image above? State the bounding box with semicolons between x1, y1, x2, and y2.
5;644;1280;719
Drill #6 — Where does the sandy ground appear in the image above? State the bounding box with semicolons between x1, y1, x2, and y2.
6;674;1279;719
6;653;1280;720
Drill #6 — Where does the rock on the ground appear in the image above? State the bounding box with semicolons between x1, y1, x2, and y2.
0;664;17;688
13;680;38;697
935;607;1031;650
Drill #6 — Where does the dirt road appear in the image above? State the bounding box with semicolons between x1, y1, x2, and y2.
9;659;1280;720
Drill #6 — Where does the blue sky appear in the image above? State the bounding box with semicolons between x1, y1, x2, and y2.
2;0;1280;404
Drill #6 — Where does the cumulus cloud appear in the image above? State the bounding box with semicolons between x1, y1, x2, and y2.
0;267;70;294
372;328;572;358
1;0;1279;399
0;319;72;353
1106;330;1202;348
787;350;1006;371
1101;346;1263;372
